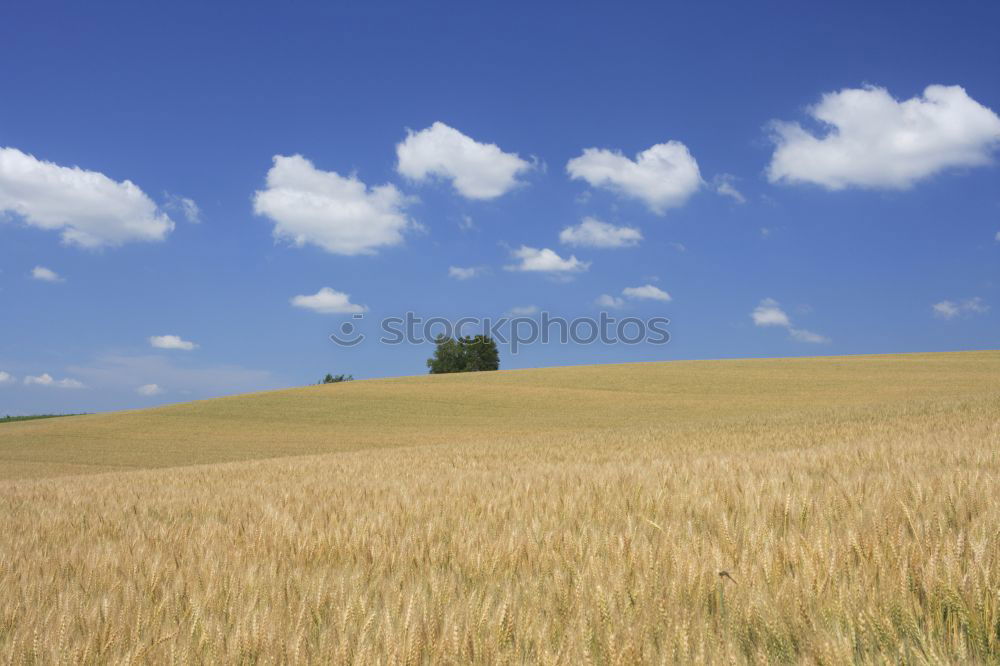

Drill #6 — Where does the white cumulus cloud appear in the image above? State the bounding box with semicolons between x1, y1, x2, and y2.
751;298;829;343
596;294;625;308
24;373;86;389
253;154;413;256
752;298;792;327
136;383;164;396
597;284;672;308
566;141;702;214
505;246;589;273
559;217;642;248
149;335;198;351
767;84;1000;190
0;146;175;248
622;284;672;302
448;266;484;280
932;297;988;320
291;287;367;314
396;122;532;199
508;305;539;316
31;266;63;282
0;371;14;384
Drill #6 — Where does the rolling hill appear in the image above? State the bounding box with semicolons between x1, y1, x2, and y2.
1;351;998;663
2;351;998;479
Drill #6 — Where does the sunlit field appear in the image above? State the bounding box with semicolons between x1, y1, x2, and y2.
1;351;998;663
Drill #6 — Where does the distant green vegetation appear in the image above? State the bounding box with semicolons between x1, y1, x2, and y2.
1;414;79;424
319;373;353;384
427;334;500;373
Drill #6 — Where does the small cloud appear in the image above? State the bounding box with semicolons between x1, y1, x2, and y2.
448;266;485;280
994;230;1000;242
31;266;63;282
508;305;539;316
149;334;198;351
752;298;791;327
789;328;830;344
760;227;772;238
396;122;532;199
752;298;829;343
136;383;164;396
505;246;590;274
566;141;702;214
559;217;642;248
24;373;86;389
622;284;672;302
596;294;625;308
932;301;960;319
0;370;15;384
714;174;746;204
291;287;368;314
598;283;673;308
459;215;475;231
933;297;989;320
669;242;687;253
164;194;201;223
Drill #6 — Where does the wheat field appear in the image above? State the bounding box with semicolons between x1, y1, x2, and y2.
1;351;999;663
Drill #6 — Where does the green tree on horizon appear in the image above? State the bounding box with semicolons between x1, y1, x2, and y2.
320;373;353;384
427;335;500;374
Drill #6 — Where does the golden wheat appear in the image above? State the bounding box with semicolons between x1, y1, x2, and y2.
1;352;999;663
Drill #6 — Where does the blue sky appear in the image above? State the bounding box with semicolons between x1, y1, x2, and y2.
2;1;998;415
